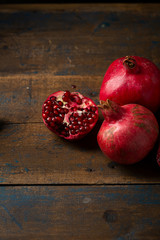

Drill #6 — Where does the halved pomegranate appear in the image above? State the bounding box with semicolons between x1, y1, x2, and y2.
42;91;98;140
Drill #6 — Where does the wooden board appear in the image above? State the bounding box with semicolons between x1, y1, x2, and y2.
0;4;160;76
0;121;159;184
0;185;159;240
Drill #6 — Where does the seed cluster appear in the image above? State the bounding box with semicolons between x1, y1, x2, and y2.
42;91;98;137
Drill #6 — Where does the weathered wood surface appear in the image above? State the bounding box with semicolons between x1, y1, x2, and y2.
0;121;159;184
0;185;159;240
0;4;160;76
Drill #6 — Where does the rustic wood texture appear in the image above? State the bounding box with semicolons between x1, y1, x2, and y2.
0;4;160;239
0;185;160;240
0;4;160;76
0;121;159;184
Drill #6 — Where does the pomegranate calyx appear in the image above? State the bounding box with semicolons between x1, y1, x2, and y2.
123;56;140;74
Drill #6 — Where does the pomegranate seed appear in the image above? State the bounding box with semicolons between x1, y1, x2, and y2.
65;104;70;108
71;107;77;111
88;118;94;124
65;127;69;131
73;112;78;117
83;119;88;123
92;113;97;119
77;116;83;121
50;122;55;127
73;125;79;130
46;117;52;122
87;113;92;118
45;110;50;115
64;90;71;98
59;108;65;114
57;107;61;112
69;116;74;122
54;110;59;115
42;113;47;119
43;103;47;107
79;126;85;131
47;100;52;105
70;95;82;105
64;108;69;113
58;101;63;106
91;106;97;112
50;96;56;101
45;105;52;111
59;113;64;118
78;121;83;125
69;124;73;129
55;116;63;123
84;126;89;131
71;130;76;135
72;120;78;125
49;112;54;117
53;105;59;109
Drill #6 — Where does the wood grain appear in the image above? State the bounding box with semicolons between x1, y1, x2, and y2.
0;185;159;240
0;122;159;184
0;4;160;76
0;75;101;123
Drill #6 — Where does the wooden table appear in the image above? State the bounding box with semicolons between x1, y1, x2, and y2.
0;3;160;239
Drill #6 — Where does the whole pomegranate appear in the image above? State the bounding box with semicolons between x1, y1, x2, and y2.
100;56;160;113
97;100;159;165
42;90;98;140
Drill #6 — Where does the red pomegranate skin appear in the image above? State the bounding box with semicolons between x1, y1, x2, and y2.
100;56;160;113
97;100;159;165
42;91;98;140
156;141;160;167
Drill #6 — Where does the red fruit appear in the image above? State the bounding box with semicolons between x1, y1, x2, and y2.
100;56;160;113
42;91;98;140
97;100;159;165
156;140;160;167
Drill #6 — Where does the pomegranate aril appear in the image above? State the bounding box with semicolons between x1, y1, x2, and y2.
45;105;52;111
44;110;50;114
87;113;92;118
49;112;54;117
59;113;64;118
50;122;55;127
53;105;59;109
65;127;69;131
83;119;88;123
42;113;48;119
84;126;89;131
91;106;97;112
54;110;59;115
43;103;47;107
69;124;73;129
55;116;63;123
64;90;71;98
71;95;82;105
46;117;52;122
72;120;78;125
58;101;63;106
71;130;76;135
73;125;79;130
50;96;56;101
78;121;83;125
79;126;85;131
64;108;69;113
92;113;97;119
88;118;94;124
47;100;52;105
65;104;70;108
69;116;74;122
73;112;79;117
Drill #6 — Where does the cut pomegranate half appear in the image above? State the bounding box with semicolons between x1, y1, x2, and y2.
42;91;98;140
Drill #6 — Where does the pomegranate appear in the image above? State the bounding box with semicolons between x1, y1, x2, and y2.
100;56;160;113
42;90;98;140
156;140;160;167
97;100;159;165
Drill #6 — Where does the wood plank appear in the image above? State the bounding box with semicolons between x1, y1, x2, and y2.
0;4;160;75
0;185;159;240
0;122;159;184
0;75;101;123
